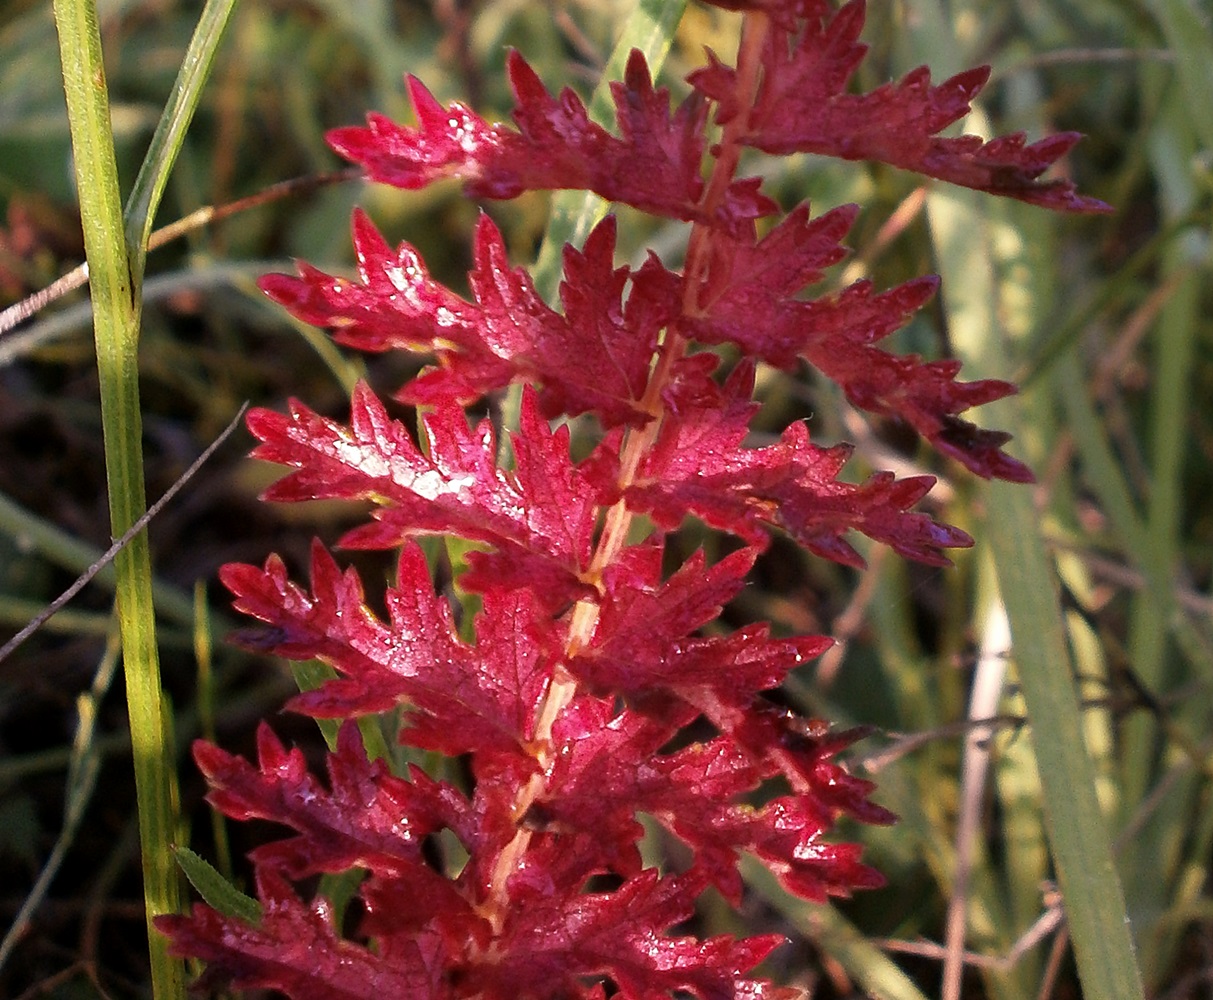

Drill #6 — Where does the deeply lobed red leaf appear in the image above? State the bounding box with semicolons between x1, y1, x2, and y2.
163;716;824;999
222;543;554;770
193;722;480;885
157;870;448;1000
685;204;1032;480
261;213;684;428
477;868;792;1000
714;696;898;828
540;697;885;903
690;0;1111;213
246;384;604;610
621;361;975;564
571;545;831;701
328;50;775;233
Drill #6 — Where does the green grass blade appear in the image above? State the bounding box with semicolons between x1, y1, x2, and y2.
742;859;930;1000
985;477;1145;1000
495;0;685;458
52;2;186;995
291;659;393;762
0;490;206;629
899;6;1145;991
124;0;239;267
928;180;1145;1000
1117;56;1207;979
0;636;118;973
530;0;688;302
1147;0;1213;150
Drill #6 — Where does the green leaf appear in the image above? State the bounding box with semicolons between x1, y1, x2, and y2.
743;859;930;1000
174;846;263;924
530;0;689;301
53;1;187;996
928;179;1146;1000
124;0;239;269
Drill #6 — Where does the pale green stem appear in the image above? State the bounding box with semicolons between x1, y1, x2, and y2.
51;0;185;992
52;0;238;994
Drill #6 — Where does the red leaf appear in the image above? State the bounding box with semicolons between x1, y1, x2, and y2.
682;204;1031;480
257;209;473;359
689;1;1110;213
687;202;855;322
685;202;933;368
736;795;886;900
162;8;1104;990
480;867;791;1000
803;337;1033;482
157;871;447;1000
540;698;881;903
261;213;684;429
570;544;830;701
193;721;477;880
245;384;603;609
328;50;775;232
402;213;682;426
221;542;555;765
713;697;898;827
627;362;973;566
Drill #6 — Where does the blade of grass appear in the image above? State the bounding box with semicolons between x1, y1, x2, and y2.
51;0;238;994
496;0;687;466
290;659;393;763
0;599;116;637
123;0;239;271
928;178;1145;1000
982;160;1062;997
1148;0;1213;150
530;0;689;301
982;480;1145;1000
899;7;1143;992
194;582;234;883
0;633;119;973
0;491;196;628
52;0;186;992
742;859;931;1000
0;404;245;665
1119;105;1205;987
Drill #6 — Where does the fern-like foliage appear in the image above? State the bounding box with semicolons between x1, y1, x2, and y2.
157;2;1106;996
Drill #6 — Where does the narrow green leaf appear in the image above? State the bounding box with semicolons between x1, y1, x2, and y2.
928;180;1146;1000
742;859;930;1000
1147;0;1213;151
1117;64;1206;983
897;5;1145;989
530;0;689;302
0;490;198;628
988;477;1145;1000
124;0;239;268
291;659;393;763
0;637;118;975
496;0;685;456
174;846;263;924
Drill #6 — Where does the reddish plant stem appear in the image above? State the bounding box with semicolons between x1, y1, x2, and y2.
479;13;772;934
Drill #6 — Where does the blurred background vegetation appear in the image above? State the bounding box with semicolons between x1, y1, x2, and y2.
0;0;1210;997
